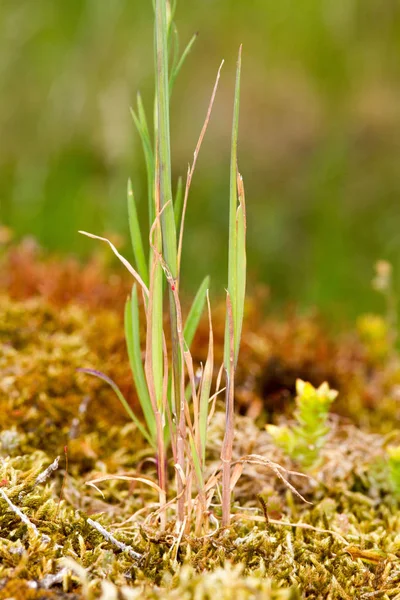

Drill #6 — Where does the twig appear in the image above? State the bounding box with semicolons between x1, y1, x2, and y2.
35;456;60;485
0;488;50;543
87;518;142;561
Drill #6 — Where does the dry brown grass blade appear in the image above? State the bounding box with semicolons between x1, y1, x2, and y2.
233;454;312;504
230;462;244;492
79;231;149;297
86;474;163;495
208;364;225;425
177;60;224;274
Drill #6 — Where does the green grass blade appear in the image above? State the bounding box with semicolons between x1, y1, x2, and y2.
170;0;177;20
78;367;153;447
235;173;246;363
199;292;213;464
155;0;177;278
127;180;149;287
183;275;210;348
150;259;164;412
169;32;198;96
170;22;179;76
155;2;183;518
173;175;183;229
224;45;242;370
136;92;152;149
124;287;156;441
188;431;204;489
130;95;155;228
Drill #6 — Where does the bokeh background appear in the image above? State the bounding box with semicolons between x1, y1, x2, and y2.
1;0;400;319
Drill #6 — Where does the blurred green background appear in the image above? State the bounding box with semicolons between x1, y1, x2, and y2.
1;0;400;319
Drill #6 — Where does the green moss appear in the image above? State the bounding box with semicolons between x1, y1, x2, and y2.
2;285;400;598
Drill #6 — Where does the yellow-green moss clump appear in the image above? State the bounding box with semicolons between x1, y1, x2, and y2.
2;249;400;598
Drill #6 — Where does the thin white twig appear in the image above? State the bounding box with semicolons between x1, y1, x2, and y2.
0;488;50;543
87;518;142;561
35;456;60;485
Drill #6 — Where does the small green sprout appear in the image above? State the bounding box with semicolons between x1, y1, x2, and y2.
267;379;338;469
387;445;400;498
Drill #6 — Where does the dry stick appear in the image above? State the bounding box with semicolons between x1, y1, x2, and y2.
0;488;49;543
221;292;235;527
177;60;224;277
87;518;142;561
35;456;60;486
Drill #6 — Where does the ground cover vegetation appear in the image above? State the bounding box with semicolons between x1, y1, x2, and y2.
2;242;400;598
1;1;400;598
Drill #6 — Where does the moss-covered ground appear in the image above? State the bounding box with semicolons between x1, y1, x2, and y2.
2;243;400;599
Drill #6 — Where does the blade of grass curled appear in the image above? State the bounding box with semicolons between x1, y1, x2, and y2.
87;474;163;495
177;60;224;273
234;171;246;363
77;368;153;447
127;180;149;286
199;290;214;465
183;274;210;349
124;287;155;441
224;45;242;370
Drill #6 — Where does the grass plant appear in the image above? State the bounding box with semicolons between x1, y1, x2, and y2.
80;0;245;533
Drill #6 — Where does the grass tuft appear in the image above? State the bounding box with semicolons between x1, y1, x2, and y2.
79;0;245;533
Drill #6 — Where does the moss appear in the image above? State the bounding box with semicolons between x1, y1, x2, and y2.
2;248;400;597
